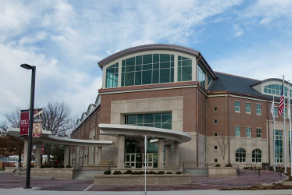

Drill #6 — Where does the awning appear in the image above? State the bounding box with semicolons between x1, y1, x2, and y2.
7;128;113;147
99;123;191;144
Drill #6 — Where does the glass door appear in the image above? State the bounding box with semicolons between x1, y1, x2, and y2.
125;153;136;168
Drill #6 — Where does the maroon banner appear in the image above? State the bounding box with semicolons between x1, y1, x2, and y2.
20;110;29;136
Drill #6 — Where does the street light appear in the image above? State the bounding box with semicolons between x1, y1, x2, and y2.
20;63;36;189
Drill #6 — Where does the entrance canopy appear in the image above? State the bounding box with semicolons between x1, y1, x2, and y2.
99;123;191;144
7;128;113;147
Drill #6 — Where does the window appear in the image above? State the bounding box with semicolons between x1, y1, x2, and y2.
214;146;218;150
252;149;262;163
257;128;262;138
246;103;251;113
274;107;278;117
256;104;261;115
264;84;291;97
106;63;119;88
274;130;283;163
126;113;172;129
197;62;206;87
235;148;246;162
214;107;217;111
214;133;218;136
246;127;251;138
235;126;240;137
235;101;240;112
214;120;218;124
121;54;174;87
214;159;218;163
178;56;192;82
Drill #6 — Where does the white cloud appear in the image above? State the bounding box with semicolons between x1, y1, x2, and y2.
233;24;244;37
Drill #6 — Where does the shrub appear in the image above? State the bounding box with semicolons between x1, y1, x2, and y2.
53;165;59;168
113;170;122;175
225;163;232;167
132;171;142;175
104;170;111;175
157;171;165;175
59;165;64;168
166;172;173;174
176;172;181;174
139;171;145;174
215;164;221;167
66;165;72;168
123;170;133;174
147;171;156;174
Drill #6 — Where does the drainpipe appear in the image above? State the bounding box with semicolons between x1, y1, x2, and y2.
196;88;199;167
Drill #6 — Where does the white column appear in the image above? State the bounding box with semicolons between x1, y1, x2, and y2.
76;146;80;166
165;145;171;168
158;139;165;169
96;147;102;165
23;139;28;168
35;142;42;168
117;135;125;169
173;142;179;168
64;145;70;167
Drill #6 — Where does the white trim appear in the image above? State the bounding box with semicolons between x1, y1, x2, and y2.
99;123;191;143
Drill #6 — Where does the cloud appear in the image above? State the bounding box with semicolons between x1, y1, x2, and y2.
233;24;244;37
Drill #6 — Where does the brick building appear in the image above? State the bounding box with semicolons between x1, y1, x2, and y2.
70;44;291;170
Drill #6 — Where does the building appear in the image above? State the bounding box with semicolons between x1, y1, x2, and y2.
70;44;292;170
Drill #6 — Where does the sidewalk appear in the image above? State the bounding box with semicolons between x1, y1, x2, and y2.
0;169;287;191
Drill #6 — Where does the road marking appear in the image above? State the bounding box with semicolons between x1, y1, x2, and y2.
83;182;94;191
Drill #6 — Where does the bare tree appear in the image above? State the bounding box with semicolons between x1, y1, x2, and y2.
42;102;72;137
217;136;228;160
4;107;21;128
0;121;8;135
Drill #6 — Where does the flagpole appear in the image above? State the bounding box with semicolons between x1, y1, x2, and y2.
144;134;147;195
289;89;292;176
273;95;276;173
284;76;287;173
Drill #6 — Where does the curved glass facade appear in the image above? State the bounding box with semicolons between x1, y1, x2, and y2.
178;56;192;81
106;63;118;88
264;84;292;97
121;54;174;86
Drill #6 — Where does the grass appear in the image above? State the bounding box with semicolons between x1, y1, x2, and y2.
0;168;5;171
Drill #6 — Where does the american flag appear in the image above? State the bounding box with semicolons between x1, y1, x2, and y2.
278;82;284;116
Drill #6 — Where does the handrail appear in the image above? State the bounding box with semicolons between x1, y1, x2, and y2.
73;161;83;178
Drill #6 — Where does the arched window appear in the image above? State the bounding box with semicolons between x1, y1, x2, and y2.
252;149;262;163
264;84;291;97
235;148;246;162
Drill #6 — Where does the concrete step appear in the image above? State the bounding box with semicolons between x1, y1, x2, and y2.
74;170;104;180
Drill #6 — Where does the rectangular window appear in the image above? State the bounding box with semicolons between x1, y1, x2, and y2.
196;62;206;88
235;126;240;137
214;146;218;150
274;130;283;163
106;63;119;88
246;103;251;113
235;101;240;112
256;104;261;115
125;112;172;130
214;120;218;124
246;127;251;138
178;56;192;82
257;128;261;138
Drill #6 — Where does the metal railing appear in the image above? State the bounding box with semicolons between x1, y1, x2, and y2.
73;161;83;178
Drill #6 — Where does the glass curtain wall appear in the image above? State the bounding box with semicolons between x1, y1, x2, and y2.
264;84;292;97
125;113;172;129
106;63;119;88
121;54;174;86
197;63;206;88
178;56;192;81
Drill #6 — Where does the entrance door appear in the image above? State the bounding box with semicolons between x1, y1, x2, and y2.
125;153;135;168
147;153;153;168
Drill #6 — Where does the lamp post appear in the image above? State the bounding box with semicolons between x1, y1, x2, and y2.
20;64;36;189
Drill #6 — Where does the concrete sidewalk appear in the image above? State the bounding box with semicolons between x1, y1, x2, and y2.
2;188;292;195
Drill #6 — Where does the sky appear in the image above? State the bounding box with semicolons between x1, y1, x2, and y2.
1;0;292;122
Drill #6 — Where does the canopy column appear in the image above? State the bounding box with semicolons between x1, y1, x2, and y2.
117;135;125;169
64;145;70;167
158;138;165;168
172;142;179;168
35;142;42;168
165;145;171;168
